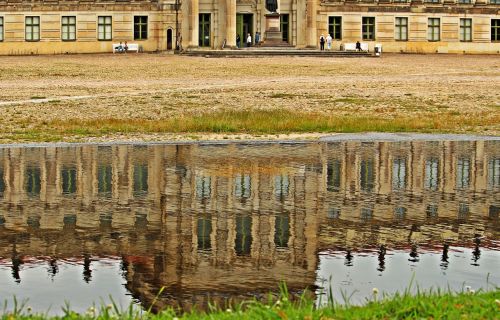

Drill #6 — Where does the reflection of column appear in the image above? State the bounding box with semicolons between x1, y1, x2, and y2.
225;0;236;47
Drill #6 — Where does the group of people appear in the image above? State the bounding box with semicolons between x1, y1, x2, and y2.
236;32;261;48
319;35;363;51
115;41;129;53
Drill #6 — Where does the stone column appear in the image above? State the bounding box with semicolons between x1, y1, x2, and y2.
189;0;199;47
305;0;317;47
225;0;236;47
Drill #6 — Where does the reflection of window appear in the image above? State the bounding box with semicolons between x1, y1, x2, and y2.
327;207;341;219
197;216;212;251
361;207;373;221
100;212;113;228
135;212;148;229
488;158;500;188
235;215;252;256
274;175;289;199
327;160;341;191
196;176;211;199
458;203;469;220
27;215;41;228
26;167;41;197
0;167;5;195
133;164;148;196
61;167;77;195
489;205;499;219
426;204;438;218
235;174;251;198
274;213;290;248
456;158;470;189
63;214;77;228
394;207;407;219
98;165;112;196
392;158;406;190
360;159;374;192
425;158;439;190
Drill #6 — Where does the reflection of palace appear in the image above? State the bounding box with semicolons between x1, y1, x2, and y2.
0;141;499;309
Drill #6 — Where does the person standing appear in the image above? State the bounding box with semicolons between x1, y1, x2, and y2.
246;33;252;47
255;32;260;46
326;34;332;50
236;34;241;48
319;34;325;51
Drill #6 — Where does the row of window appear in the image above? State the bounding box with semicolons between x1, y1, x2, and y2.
0;16;148;42
328;17;500;42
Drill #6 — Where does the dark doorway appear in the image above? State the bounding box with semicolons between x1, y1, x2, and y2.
199;13;211;47
167;28;173;50
280;14;289;43
236;14;253;46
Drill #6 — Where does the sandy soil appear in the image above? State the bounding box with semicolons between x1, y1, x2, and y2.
0;53;498;142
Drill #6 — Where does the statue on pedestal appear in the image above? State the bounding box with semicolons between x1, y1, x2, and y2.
265;0;278;13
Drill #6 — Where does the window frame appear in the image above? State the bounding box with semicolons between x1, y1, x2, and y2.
328;16;342;41
133;15;148;40
0;16;4;42
492;19;500;42
61;16;76;42
97;16;112;41
395;17;408;41
362;17;376;41
427;18;440;42
459;18;472;42
25;16;40;42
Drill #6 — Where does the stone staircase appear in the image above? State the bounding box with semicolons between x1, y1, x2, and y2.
183;47;374;57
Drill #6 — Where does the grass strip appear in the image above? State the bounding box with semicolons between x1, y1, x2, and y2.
2;287;499;319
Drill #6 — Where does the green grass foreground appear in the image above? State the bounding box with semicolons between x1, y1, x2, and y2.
3;288;499;319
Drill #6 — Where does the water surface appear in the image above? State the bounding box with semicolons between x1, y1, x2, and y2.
0;138;499;313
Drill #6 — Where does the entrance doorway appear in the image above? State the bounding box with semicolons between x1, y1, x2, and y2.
166;28;173;50
236;14;253;47
199;13;211;47
280;14;289;43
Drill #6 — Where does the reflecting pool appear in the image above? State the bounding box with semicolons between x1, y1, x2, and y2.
0;138;499;313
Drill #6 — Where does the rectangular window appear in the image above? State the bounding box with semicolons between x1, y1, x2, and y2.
25;16;40;41
428;18;440;41
62;16;76;41
134;16;148;40
395;17;408;41
328;16;342;40
280;14;290;42
0;17;3;41
458;0;471;3
456;158;470;189
98;16;112;41
392;158;406;190
362;17;375;40
425;158;439;190
491;0;500;4
492;19;500;42
460;18;472;42
426;0;440;3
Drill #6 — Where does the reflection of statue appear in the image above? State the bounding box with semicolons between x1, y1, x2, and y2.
266;0;278;13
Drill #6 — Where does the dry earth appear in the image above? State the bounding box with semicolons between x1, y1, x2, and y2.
0;53;498;142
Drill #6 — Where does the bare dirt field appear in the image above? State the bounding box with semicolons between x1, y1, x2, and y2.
0;53;498;143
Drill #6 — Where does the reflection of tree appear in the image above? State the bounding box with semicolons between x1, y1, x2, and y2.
83;254;92;283
471;235;481;266
408;244;419;263
440;243;449;270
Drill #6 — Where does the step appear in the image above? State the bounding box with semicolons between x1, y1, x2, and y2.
183;49;373;57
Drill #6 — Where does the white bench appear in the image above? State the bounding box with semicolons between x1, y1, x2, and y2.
113;43;140;53
343;42;369;52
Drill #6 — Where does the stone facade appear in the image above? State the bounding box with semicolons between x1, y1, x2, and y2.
0;0;498;54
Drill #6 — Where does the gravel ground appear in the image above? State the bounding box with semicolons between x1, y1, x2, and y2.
0;53;498;142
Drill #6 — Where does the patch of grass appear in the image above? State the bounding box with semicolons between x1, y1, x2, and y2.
1;285;498;319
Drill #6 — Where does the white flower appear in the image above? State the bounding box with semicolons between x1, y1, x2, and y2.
27;306;32;313
495;299;500;306
465;286;471;292
469;289;475;294
372;288;379;295
226;309;232;313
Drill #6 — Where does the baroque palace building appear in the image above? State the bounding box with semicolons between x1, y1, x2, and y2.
0;0;499;54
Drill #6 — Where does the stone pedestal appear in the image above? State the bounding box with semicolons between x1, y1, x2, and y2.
262;13;290;47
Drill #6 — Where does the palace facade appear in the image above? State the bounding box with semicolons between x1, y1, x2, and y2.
0;0;499;54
